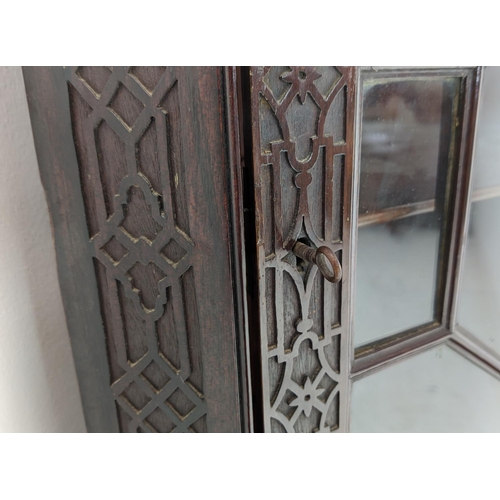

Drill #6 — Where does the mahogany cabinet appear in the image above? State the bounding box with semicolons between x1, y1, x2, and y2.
24;66;500;432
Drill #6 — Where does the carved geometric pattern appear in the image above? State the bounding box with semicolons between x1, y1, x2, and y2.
101;235;128;264
67;66;206;432
76;66;112;97
108;83;145;129
161;238;187;267
251;66;354;432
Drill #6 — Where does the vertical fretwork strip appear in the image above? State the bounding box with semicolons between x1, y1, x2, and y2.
251;66;356;432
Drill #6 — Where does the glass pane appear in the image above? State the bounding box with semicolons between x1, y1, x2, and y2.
359;79;449;214
354;76;460;347
351;344;500;432
457;67;500;351
355;214;441;345
458;198;500;346
468;67;500;190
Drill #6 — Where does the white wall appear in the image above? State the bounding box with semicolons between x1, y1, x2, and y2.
0;66;86;432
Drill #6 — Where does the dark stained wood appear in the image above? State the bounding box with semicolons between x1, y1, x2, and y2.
249;67;356;432
352;324;451;376
350;331;452;382
351;334;500;385
24;66;251;433
23;67;119;432
238;66;265;433
24;65;493;433
222;67;254;432
448;67;484;327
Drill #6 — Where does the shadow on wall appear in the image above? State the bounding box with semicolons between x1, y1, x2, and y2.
0;66;86;432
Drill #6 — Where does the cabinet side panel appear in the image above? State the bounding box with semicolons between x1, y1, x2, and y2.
24;66;249;432
23;67;119;432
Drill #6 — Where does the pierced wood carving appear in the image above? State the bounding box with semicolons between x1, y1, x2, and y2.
250;66;355;432
67;67;207;432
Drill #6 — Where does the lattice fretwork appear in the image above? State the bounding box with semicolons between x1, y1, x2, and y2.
251;66;355;432
67;66;206;432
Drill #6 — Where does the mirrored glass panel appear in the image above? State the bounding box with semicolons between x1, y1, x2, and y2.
355;75;461;347
457;67;500;353
351;344;500;432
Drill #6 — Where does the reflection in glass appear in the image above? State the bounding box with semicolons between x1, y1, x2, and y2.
351;344;500;432
467;67;500;191
457;68;500;352
359;79;449;214
354;76;460;347
458;198;500;349
355;214;441;345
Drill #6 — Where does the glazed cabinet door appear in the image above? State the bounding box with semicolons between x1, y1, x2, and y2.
24;67;251;433
248;66;500;433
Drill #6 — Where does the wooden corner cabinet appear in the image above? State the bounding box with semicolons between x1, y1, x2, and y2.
24;66;500;432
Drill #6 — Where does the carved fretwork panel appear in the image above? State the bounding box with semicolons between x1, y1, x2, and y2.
250;66;355;432
67;67;205;432
29;66;249;432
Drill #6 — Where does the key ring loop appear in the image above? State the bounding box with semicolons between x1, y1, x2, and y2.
292;242;342;283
